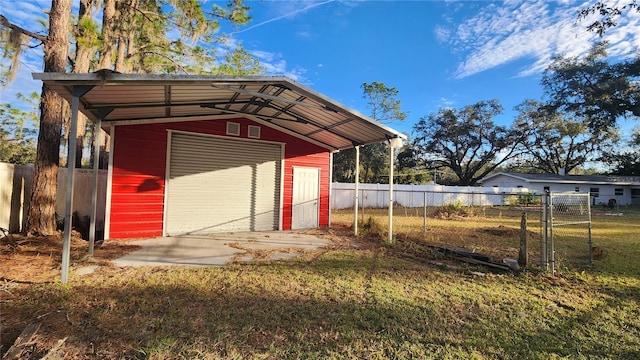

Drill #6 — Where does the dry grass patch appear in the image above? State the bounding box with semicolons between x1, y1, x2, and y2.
0;233;140;283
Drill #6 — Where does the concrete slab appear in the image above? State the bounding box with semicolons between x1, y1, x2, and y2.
76;265;99;276
112;231;331;267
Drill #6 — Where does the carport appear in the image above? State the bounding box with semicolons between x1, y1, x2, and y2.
33;73;406;283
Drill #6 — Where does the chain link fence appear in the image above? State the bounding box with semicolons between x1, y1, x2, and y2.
543;192;593;273
331;184;593;273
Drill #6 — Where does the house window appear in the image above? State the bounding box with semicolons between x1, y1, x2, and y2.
226;122;240;136
575;187;580;192
590;187;599;198
615;188;624;196
248;125;261;139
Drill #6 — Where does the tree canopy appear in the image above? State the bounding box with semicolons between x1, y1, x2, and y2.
332;82;407;183
513;99;618;174
541;42;639;132
0;94;39;164
362;82;407;124
413;100;526;186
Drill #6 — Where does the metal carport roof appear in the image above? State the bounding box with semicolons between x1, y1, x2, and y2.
33;73;406;151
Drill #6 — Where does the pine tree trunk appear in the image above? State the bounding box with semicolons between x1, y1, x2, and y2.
26;0;72;236
72;0;98;168
98;0;116;69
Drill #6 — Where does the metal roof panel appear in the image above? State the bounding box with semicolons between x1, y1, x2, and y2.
33;73;406;151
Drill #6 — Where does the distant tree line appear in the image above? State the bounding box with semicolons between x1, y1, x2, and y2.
333;42;639;186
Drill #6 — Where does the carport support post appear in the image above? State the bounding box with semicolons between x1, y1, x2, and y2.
388;143;394;244
88;116;102;257
387;138;403;244
61;91;79;283
354;146;360;235
61;85;93;284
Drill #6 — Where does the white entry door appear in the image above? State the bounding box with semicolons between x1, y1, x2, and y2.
292;167;320;229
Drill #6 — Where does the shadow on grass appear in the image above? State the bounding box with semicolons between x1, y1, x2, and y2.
3;252;639;359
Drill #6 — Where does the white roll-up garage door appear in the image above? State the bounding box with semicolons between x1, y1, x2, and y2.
165;132;282;235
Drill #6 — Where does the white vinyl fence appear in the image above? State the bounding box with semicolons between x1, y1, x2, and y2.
0;162;107;233
331;182;532;209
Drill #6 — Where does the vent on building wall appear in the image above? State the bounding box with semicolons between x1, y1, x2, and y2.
248;125;261;139
226;122;240;136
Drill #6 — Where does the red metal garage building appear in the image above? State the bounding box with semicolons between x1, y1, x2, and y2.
36;74;405;240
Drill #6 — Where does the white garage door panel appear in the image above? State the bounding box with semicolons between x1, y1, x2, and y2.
166;133;281;235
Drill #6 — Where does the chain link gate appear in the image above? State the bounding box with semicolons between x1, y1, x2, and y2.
541;192;593;274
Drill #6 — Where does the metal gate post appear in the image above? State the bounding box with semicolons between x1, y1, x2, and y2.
423;191;427;238
541;190;549;272
549;192;556;275
588;193;593;265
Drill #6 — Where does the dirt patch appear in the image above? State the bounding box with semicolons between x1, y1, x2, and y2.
0;232;140;284
481;224;541;238
481;225;517;237
0;233;139;358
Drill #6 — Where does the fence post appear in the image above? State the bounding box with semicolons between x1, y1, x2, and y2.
541;191;549;272
518;212;527;267
361;189;365;223
549;192;556;275
423;191;427;238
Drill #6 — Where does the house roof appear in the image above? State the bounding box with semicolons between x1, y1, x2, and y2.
33;73;406;151
479;172;640;185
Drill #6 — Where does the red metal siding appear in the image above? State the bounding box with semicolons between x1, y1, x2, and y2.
108;118;330;238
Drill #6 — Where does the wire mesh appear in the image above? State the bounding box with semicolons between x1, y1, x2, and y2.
548;192;593;272
331;188;545;270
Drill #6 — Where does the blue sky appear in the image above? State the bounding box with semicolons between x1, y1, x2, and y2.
2;0;639;139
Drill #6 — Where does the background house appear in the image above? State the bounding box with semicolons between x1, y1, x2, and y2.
479;172;640;206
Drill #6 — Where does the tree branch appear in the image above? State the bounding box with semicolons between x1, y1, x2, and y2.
128;50;190;74
0;15;47;43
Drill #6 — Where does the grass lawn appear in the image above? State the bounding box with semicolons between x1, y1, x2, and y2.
1;208;638;359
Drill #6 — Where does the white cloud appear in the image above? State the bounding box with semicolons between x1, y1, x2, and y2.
250;50;307;82
434;25;450;43
437;97;455;109
445;0;640;79
2;1;48;29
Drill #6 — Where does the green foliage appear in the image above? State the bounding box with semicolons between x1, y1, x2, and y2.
394;142;432;184
75;16;101;49
333;82;407;183
514;192;540;206
0;100;38;164
413;100;526;186
541;41;639;132
360;142;388;183
514;99;618;174
599;147;640;176
597;126;640;175
197;46;265;75
361;81;407;124
360;216;386;239
433;200;476;218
